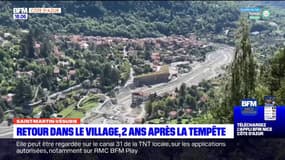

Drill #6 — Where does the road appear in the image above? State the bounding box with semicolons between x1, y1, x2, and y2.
89;43;234;124
118;43;234;104
0;127;13;138
0;121;13;139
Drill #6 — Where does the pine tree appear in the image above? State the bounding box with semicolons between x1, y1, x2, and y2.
228;18;256;108
270;48;285;93
20;30;36;58
269;48;285;104
14;78;33;106
40;39;52;58
179;83;187;98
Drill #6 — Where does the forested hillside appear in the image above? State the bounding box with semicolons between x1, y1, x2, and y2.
1;1;239;38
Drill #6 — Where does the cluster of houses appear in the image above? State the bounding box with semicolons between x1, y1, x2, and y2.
54;34;210;62
55;34;206;49
54;34;211;81
54;33;212;71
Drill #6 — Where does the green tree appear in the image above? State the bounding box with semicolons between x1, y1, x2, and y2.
275;82;285;104
165;97;175;108
228;18;256;108
20;31;35;58
13;78;33;115
100;63;120;89
179;83;187;98
13;78;33;105
100;63;112;86
145;101;153;117
178;97;184;108
269;48;285;94
186;95;196;108
198;80;211;91
40;39;53;57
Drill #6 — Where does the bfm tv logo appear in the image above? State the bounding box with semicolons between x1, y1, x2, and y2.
13;8;28;14
13;8;28;20
241;99;258;115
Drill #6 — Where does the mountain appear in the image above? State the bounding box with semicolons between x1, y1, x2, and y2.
1;1;240;38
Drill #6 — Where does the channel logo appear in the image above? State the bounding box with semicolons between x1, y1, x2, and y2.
13;8;28;20
241;99;258;115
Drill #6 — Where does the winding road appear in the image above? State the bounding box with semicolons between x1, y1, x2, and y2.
88;43;234;124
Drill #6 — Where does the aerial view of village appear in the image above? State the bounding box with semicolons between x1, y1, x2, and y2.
0;1;285;139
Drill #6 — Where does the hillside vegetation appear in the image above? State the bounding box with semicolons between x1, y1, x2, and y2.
1;1;239;38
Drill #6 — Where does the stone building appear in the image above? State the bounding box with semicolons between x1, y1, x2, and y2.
133;65;170;87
